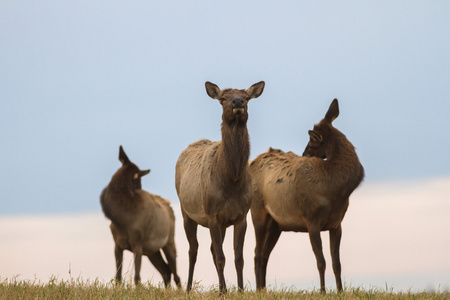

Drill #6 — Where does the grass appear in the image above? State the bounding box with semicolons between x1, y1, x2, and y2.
0;277;448;300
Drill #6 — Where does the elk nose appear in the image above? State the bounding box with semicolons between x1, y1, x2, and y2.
232;99;243;107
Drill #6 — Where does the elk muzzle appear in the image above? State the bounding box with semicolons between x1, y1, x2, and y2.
233;107;245;115
232;98;245;115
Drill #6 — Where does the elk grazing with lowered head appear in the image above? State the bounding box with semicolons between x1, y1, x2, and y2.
249;99;364;293
100;146;181;287
175;81;265;293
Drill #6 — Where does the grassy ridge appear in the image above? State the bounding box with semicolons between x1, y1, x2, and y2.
0;278;447;300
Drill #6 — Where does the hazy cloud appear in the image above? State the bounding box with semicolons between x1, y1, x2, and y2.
1;178;449;292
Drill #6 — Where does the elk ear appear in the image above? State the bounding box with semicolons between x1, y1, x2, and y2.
119;146;131;165
139;169;150;177
324;98;339;123
134;170;150;179
246;81;265;99
308;130;323;143
205;81;222;100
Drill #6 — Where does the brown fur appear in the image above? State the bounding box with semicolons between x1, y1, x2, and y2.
175;81;265;292
100;146;181;287
250;99;364;293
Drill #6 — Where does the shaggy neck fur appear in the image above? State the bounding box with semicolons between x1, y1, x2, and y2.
217;119;250;183
101;170;139;225
324;129;364;193
108;170;136;198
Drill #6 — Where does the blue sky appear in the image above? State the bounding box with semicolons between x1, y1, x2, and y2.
1;1;450;216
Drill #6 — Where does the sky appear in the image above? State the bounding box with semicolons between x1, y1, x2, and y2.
1;0;449;292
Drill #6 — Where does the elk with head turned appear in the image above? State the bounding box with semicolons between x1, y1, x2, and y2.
250;99;364;293
175;81;265;293
100;146;181;287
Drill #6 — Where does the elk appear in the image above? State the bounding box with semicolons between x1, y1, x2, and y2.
100;146;181;287
250;99;364;293
175;81;265;292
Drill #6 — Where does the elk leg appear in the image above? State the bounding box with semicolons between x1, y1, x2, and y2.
252;210;280;290
308;227;326;293
252;204;273;290
234;217;247;291
209;220;227;293
163;242;181;288
330;225;343;292
149;251;171;287
114;245;123;284
210;227;226;274
253;222;264;290
183;216;198;292
260;217;282;289
134;247;143;285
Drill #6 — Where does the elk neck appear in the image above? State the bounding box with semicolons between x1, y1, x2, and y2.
100;184;141;228
102;170;143;217
323;131;365;192
107;171;136;199
216;120;250;183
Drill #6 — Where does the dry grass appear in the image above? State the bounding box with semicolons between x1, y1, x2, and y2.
0;277;448;300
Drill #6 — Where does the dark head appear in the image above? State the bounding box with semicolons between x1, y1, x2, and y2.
118;146;150;190
303;99;340;159
205;81;265;124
